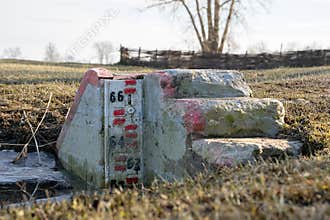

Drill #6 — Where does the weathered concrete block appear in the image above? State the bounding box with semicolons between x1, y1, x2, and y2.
57;68;145;187
143;98;285;182
57;69;112;187
192;138;303;167
57;68;294;186
175;98;285;138
143;69;285;182
151;69;252;98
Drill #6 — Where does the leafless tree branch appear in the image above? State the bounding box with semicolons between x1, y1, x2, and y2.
207;0;213;42
195;0;207;42
146;0;179;9
218;0;235;53
179;0;204;50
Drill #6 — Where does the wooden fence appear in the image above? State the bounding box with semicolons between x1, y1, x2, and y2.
119;46;330;69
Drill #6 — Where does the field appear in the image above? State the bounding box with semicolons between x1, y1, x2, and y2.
0;60;329;219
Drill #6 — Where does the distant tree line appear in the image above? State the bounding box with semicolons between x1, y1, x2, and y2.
43;41;115;64
2;47;22;59
1;40;328;63
1;41;115;64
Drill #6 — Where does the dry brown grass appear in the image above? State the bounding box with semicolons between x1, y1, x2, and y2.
0;60;329;219
244;68;330;154
1;156;329;219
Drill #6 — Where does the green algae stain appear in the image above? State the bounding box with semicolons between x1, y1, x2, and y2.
225;114;235;125
63;154;105;187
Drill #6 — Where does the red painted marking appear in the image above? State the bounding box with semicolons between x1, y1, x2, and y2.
113;109;125;116
114;165;126;172
95;68;114;79
126;141;138;148
125;124;138;131
177;100;206;135
125;132;138;139
159;72;176;98
126;177;139;184
125;80;137;86
115;156;127;162
124;88;136;94
113;118;126;126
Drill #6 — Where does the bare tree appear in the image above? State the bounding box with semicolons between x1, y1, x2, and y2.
93;41;114;64
3;47;22;59
147;0;269;54
45;42;60;62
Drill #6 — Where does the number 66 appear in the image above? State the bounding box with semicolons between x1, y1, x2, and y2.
110;91;124;103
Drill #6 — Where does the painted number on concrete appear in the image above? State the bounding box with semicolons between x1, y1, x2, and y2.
110;91;124;103
104;79;143;186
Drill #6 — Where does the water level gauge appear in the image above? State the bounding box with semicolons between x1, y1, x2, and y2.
104;79;143;186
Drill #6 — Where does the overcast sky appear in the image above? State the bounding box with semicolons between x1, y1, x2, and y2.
1;0;329;62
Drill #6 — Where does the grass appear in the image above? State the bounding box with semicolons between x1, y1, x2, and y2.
2;156;329;219
0;60;329;219
244;67;330;154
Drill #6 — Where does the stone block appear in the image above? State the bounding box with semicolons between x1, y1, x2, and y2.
192;138;303;167
143;97;286;182
149;69;252;98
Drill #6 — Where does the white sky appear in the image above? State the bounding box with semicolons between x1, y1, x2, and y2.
1;0;329;62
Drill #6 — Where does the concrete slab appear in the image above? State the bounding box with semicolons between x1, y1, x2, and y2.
192;138;303;167
58;82;105;186
147;69;252;98
174;98;285;138
143;97;286;182
57;68;145;187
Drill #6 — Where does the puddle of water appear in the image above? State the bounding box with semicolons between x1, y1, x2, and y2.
0;150;88;206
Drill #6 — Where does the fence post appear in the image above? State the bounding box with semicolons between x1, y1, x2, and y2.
178;51;182;68
138;47;141;61
167;50;171;67
120;46;124;63
155;49;158;62
120;46;129;64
